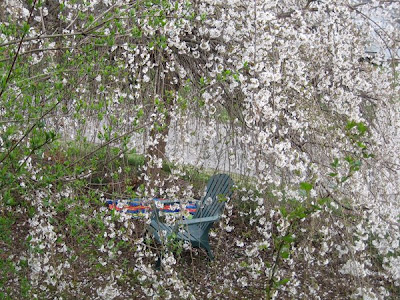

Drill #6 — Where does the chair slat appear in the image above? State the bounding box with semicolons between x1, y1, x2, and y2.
194;174;233;230
194;174;224;218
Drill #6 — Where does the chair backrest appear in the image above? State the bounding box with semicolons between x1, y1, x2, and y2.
194;174;233;229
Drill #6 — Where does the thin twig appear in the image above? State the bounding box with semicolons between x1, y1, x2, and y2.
0;47;72;63
0;16;119;48
0;96;61;166
39;7;46;33
0;0;38;99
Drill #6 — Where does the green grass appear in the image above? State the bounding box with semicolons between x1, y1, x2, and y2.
126;151;145;168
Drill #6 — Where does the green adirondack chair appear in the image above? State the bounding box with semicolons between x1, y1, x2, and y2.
149;174;234;264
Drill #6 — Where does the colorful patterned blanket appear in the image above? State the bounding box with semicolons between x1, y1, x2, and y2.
105;198;197;215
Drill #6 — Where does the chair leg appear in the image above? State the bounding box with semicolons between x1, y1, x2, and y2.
155;256;161;270
205;245;214;260
154;251;163;270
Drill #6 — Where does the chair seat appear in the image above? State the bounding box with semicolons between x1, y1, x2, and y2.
149;219;205;246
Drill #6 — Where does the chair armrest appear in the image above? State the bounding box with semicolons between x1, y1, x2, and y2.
156;199;180;205
178;215;219;225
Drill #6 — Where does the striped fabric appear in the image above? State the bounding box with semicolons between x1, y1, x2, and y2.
105;198;197;215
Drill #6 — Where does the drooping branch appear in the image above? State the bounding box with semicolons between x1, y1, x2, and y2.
0;0;38;99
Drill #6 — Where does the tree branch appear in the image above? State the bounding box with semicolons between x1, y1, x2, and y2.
0;16;120;48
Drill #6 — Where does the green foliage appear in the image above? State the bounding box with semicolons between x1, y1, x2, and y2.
166;233;184;256
328;121;374;186
299;182;313;193
266;182;332;298
0;213;15;245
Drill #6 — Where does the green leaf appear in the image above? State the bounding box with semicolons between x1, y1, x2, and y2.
275;278;290;287
240;261;249;268
318;198;330;205
282;234;295;243
353;160;361;167
328;172;337;177
330;158;339;168
22;22;30;34
131;27;142;38
280;250;289;259
346;120;357;130
344;156;353;164
340;176;349;183
4;190;17;206
1;75;7;90
280;206;287;217
297;211;307;219
357;142;367;149
300;182;313;192
357;122;367;135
